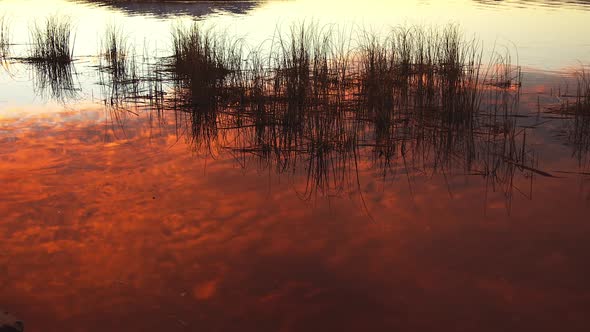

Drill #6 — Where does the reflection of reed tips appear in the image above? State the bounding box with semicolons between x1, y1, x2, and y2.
27;20;537;210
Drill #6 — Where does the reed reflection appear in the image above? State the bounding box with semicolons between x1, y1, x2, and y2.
24;15;78;101
97;24;172;139
98;25;140;126
28;60;77;101
3;18;590;332
95;23;546;211
556;68;590;172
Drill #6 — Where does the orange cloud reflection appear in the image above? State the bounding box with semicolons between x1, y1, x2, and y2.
1;99;589;332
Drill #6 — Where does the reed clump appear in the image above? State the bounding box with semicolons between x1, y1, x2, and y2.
356;25;484;166
565;68;590;166
273;24;313;124
169;23;246;112
94;20;536;208
28;15;75;63
98;24;141;106
0;14;10;59
24;16;77;100
101;24;132;78
170;23;233;83
161;22;510;159
574;68;590;114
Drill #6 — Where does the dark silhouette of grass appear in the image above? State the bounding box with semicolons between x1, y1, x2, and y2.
96;25;172;139
169;23;238;108
0;14;10;60
574;67;590;115
27;15;75;64
15;15;78;100
101;24;133;78
98;24;142;113
563;68;590;168
89;21;541;210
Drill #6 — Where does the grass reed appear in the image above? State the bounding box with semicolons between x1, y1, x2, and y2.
28;15;75;63
566;67;590;167
574;67;590;114
169;23;241;110
98;24;140;105
24;16;78;100
0;14;10;59
90;21;539;207
101;24;132;77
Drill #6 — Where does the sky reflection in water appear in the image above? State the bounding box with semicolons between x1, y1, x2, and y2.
0;1;590;331
1;71;590;331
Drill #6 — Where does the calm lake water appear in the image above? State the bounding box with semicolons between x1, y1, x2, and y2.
1;1;589;331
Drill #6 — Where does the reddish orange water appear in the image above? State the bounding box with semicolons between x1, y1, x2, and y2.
0;0;589;328
1;72;590;331
0;110;590;331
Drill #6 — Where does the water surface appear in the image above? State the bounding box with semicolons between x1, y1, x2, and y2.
1;1;589;331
